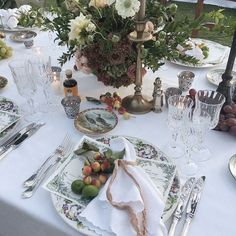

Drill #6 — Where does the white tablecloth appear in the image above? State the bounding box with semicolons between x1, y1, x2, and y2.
0;30;236;236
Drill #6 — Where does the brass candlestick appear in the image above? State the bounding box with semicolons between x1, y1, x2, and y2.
217;30;236;105
122;1;153;114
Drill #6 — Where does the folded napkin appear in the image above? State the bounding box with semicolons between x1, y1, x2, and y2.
177;42;204;61
78;137;168;236
0;5;31;29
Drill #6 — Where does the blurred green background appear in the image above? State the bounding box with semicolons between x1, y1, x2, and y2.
1;0;235;45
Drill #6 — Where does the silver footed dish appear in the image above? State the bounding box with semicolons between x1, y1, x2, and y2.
10;30;37;42
229;154;236;180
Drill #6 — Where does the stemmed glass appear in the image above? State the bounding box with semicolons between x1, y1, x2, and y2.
180;110;211;176
8;59;40;121
195;90;225;129
26;47;54;112
193;90;225;160
165;95;194;158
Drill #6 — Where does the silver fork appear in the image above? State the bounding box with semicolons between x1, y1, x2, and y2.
23;134;72;188
22;137;74;199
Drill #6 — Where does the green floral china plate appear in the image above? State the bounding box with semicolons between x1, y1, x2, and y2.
47;136;180;236
0;97;19;142
74;108;118;135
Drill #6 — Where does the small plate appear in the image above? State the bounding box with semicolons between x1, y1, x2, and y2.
0;25;35;32
207;69;236;86
0;76;8;89
229;154;236;180
74;108;118;135
10;30;37;42
0;97;20;142
0;110;21;134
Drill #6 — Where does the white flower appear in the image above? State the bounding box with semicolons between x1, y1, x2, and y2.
18;5;32;14
115;0;140;18
86;22;96;32
68;13;96;45
106;0;115;5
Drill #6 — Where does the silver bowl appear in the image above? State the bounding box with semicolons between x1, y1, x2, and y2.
10;30;37;42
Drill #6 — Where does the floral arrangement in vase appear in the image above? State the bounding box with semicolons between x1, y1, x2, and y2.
39;0;231;88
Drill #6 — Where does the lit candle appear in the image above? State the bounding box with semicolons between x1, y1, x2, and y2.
51;72;62;95
138;0;146;21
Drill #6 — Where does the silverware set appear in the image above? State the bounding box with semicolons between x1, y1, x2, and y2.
168;176;206;236
22;133;74;199
0;122;45;161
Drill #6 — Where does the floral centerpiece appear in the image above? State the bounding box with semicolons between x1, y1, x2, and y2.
40;0;231;88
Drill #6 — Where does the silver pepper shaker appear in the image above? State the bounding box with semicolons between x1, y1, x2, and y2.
152;77;163;113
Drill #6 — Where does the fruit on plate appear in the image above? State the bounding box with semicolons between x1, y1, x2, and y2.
99;92;132;120
71;180;85;194
71;141;125;200
82;165;92;176
82;185;99;198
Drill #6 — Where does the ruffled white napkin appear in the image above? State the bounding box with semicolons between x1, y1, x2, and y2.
78;137;168;236
177;42;204;61
0;5;31;29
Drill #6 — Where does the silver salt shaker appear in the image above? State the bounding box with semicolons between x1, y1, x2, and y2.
152;77;163;113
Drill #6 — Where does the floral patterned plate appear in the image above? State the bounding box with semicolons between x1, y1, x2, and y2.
74;108;118;135
49;136;180;235
0;97;20;143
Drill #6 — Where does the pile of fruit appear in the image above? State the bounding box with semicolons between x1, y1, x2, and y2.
215;104;236;136
0;40;12;60
100;92;131;120
71;142;125;199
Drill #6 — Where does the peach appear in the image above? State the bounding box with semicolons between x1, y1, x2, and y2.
83;166;92;176
98;174;107;184
91;161;101;172
91;179;101;189
94;152;103;161
83;176;92;185
101;160;111;172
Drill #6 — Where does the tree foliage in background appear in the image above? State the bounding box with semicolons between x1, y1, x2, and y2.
17;0;235;87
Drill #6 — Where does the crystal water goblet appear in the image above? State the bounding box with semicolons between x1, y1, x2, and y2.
8;59;40;121
26;49;54;112
191;108;213;161
195;90;225;129
164;95;194;158
180;112;200;176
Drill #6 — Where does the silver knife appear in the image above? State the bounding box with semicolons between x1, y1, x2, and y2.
168;177;196;236
180;176;206;236
0;123;36;152
0;123;45;161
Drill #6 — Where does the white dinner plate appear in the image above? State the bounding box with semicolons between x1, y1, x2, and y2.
207;68;236;86
0;25;35;32
47;136;180;236
171;38;228;68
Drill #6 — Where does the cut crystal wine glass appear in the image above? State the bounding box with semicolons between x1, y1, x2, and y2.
164;95;194;159
8;59;40;121
195;90;225;129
